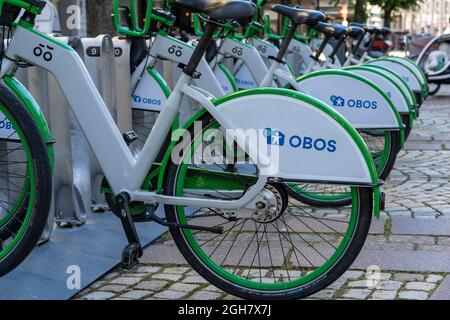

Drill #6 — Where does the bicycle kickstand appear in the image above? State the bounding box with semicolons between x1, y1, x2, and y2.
116;193;143;270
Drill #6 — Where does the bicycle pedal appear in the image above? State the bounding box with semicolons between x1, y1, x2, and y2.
121;243;141;270
122;131;138;146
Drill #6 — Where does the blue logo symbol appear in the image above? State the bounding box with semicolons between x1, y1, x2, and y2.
264;128;336;153
330;95;345;107
264;129;285;146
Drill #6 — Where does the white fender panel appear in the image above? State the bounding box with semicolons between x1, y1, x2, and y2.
216;93;374;184
297;71;401;129
368;59;422;92
386;57;426;85
213;65;236;95
234;63;258;89
347;68;410;114
132;70;168;111
362;65;415;107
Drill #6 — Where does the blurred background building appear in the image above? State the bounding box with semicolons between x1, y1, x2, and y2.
46;0;449;37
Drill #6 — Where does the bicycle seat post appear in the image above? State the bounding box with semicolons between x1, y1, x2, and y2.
329;34;347;63
313;34;332;62
273;22;298;63
184;21;218;77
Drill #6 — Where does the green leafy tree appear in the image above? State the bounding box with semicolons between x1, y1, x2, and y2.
86;0;116;36
353;0;368;23
369;0;422;27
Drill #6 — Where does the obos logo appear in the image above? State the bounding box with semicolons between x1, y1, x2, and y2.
0;120;13;130
264;128;336;153
133;95;162;106
330;95;378;109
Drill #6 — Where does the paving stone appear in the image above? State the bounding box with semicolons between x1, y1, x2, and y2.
341;289;372;299
135;280;168;291
98;285;128;293
140;245;187;264
309;289;335;299
327;278;347;290
348;280;369;288
121;273;148;278
164;267;190;275
136;266;161;274
389;235;435;245
83;291;116;300
241;269;269;278
110;277;143;286
102;272;119;280
119;290;153;299
152;273;183;281
426;274;444;283
169;283;200;292
405;281;436;291
377;280;403;291
183;275;209;284
398;290;429;300
391;218;450;236
343;270;365;279
153;290;187;299
188;291;223;300
203;285;224;293
353;249;450;272
393;273;425;282
430;275;450;300
371;290;397;300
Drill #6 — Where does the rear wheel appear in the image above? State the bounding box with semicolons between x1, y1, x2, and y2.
163;112;373;299
0;84;52;277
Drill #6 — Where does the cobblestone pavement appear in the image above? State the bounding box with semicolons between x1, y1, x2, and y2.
76;87;450;300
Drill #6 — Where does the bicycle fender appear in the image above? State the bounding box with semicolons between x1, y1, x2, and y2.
132;67;171;112
367;58;423;96
296;69;404;148
157;88;381;217
344;66;412;115
3;76;55;172
213;62;238;95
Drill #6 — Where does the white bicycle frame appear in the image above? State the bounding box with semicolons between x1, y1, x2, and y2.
215;36;305;91
132;32;225;97
1;23;271;209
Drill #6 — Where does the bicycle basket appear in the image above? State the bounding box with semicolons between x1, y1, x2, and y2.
0;3;21;26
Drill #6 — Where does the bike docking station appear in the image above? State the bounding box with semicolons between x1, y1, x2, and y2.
0;4;166;300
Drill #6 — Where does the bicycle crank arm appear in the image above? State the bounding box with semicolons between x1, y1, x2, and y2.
145;207;223;234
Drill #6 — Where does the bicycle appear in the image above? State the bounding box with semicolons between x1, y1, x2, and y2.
0;0;383;299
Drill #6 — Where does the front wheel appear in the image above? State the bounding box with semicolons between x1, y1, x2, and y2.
0;84;52;277
163;112;373;299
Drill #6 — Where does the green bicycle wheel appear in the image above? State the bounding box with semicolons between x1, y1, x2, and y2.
0;84;52;277
163;112;373;299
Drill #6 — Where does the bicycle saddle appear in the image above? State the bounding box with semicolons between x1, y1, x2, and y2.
380;27;391;36
316;22;347;39
270;5;326;26
347;25;365;39
171;0;256;21
350;22;376;34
